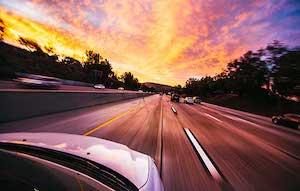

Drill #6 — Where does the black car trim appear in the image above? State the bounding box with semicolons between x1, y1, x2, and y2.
0;142;139;191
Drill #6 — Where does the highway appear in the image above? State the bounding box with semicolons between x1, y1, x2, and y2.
0;80;139;93
0;94;299;191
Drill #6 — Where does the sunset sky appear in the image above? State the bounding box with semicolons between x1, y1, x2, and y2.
0;0;299;85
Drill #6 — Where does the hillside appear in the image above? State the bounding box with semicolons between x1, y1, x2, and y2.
143;82;172;92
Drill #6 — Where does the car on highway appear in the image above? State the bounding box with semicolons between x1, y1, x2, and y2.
94;84;105;89
118;87;125;90
272;113;300;129
193;96;201;104
15;73;61;89
170;94;180;102
0;133;164;191
184;97;194;104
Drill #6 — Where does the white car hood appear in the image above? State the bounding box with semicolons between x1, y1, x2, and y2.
0;132;150;189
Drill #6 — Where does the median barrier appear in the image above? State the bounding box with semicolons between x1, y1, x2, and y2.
0;91;149;122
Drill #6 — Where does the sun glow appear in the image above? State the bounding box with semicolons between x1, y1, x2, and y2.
1;1;298;85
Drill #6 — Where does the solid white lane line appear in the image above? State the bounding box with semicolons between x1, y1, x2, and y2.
171;106;177;114
222;114;258;126
184;128;222;182
204;113;222;123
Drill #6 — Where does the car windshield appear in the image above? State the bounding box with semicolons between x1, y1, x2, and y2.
0;143;138;191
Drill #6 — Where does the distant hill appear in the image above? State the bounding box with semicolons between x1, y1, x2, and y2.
143;82;172;92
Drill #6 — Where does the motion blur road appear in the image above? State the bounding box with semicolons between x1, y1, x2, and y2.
0;94;299;191
0;80;138;93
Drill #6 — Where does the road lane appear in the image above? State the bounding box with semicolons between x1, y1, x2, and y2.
203;113;222;123
184;127;223;182
80;96;220;191
87;95;161;159
195;103;300;158
0;96;147;134
175;102;300;191
161;97;220;191
88;96;221;191
83;104;141;136
1;94;299;191
202;102;300;135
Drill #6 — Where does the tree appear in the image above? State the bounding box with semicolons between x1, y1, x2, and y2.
227;51;268;95
0;18;5;41
84;50;114;84
140;84;155;92
18;37;43;53
184;48;271;97
173;84;183;94
84;50;102;83
99;59;113;83
185;77;214;97
108;72;123;88
272;50;300;96
60;57;85;81
263;40;290;92
212;71;229;93
0;40;143;87
84;50;102;65
44;46;55;55
121;72;140;90
265;40;288;68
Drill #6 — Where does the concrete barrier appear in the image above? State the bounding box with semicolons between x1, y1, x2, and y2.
60;79;92;87
0;91;149;122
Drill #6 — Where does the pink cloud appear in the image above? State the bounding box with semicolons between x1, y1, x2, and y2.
0;0;299;85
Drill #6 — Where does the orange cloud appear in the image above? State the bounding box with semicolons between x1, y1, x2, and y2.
0;0;297;85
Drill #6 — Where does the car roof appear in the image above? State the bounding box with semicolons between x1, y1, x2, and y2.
0;132;150;189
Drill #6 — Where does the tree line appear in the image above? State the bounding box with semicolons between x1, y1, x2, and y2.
0;17;299;96
0;18;143;90
183;40;300;98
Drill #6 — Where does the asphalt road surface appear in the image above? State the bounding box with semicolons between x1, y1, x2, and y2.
0;94;299;191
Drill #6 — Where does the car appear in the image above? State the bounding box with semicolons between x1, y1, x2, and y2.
138;90;143;93
94;84;105;89
15;73;61;89
272;113;300;129
193;96;201;104
171;94;180;102
184;97;194;104
0;133;164;191
118;87;125;90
